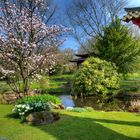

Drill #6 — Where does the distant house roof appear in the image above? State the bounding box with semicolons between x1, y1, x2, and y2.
123;7;140;22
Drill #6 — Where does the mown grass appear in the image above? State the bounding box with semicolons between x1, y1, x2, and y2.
0;74;73;94
0;104;140;140
120;73;140;92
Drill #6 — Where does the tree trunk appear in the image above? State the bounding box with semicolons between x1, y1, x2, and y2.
80;92;84;102
23;78;29;96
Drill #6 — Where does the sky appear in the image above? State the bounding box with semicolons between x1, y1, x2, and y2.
54;0;140;52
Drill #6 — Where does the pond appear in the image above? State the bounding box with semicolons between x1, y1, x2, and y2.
59;95;75;107
59;95;140;112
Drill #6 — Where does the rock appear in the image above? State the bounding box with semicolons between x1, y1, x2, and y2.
49;102;65;110
27;91;37;96
26;111;60;125
51;112;60;121
49;102;61;109
0;91;41;104
66;107;74;111
59;104;65;109
2;92;18;104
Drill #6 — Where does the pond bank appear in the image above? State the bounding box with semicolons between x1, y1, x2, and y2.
59;94;140;112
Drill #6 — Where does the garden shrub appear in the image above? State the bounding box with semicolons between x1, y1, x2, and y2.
13;94;61;120
84;107;94;112
72;57;120;96
17;94;62;105
13;102;50;120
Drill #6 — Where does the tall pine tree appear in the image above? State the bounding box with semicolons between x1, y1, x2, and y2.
93;17;140;73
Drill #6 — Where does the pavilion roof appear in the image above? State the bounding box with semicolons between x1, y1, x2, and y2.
70;58;86;62
123;7;140;22
75;53;90;58
70;52;91;63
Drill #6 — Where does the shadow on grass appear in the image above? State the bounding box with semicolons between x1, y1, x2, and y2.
35;114;140;140
6;113;20;120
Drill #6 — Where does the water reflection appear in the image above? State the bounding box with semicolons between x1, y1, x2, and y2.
59;95;140;112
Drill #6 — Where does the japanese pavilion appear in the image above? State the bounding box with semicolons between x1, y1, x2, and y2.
70;53;90;68
123;7;140;27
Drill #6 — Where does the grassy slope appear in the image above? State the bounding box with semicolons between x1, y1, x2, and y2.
0;105;140;140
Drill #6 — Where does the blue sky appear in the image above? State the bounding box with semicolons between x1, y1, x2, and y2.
55;0;140;52
128;0;140;7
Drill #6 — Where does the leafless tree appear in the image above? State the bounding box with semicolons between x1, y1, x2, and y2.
66;0;128;53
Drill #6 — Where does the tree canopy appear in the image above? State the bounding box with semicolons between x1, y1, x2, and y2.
92;18;140;73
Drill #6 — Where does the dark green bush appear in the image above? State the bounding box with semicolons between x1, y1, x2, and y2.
17;94;61;105
72;57;120;96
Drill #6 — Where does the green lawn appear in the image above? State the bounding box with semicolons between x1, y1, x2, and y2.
120;73;140;92
0;74;73;95
48;74;72;94
0;105;140;140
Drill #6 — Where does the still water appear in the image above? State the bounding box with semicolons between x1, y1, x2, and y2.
59;95;140;112
59;95;75;107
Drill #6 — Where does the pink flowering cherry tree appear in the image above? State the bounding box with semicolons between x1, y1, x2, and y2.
0;0;70;96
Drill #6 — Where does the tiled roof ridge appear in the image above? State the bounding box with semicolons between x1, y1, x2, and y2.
123;8;140;22
125;7;140;12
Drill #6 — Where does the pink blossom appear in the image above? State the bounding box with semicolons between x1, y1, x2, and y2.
0;3;70;92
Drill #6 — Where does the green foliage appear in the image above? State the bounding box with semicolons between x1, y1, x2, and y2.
17;94;61;105
72;57;120;96
0;81;12;94
123;73;140;80
30;76;49;91
54;64;63;75
119;73;140;93
93;17;140;73
14;94;61;120
48;74;73;94
38;77;49;93
13;102;50;120
84;107;94;112
63;65;75;74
